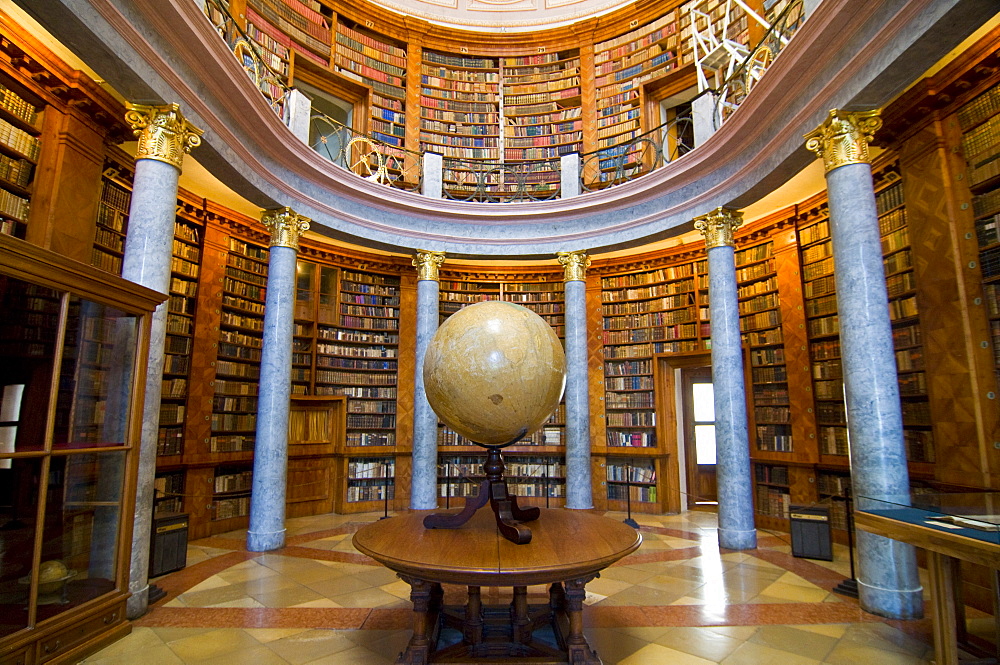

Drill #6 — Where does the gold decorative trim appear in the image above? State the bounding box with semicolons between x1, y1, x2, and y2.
413;250;446;281
125;103;203;170
694;208;743;249
557;251;590;282
804;109;883;173
261;207;310;250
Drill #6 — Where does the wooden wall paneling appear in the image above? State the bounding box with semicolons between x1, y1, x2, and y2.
286;457;334;517
787;464;817;506
395;271;417;453
579;43;598;157
590;455;608;511
25;108;105;262
183;221;228;466
585;272;606;457
900;118;997;488
772;222;818;465
404;42;423;180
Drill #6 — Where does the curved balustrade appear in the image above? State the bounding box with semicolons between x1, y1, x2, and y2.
441;157;561;203
203;0;289;117
309;112;423;192
580;117;695;193
714;0;806;128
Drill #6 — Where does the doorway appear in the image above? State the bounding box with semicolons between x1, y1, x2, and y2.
682;367;717;506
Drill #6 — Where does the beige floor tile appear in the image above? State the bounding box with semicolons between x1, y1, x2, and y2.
185;575;233;593
151;627;218;644
249;583;327;607
719;640;823;665
609;625;673;643
194;644;291;665
380;579;413;599
266;629;357;665
328;586;407;608
85;643;185;665
748;625;839;661
792;623;849;638
163;597;187;607
656;626;745;661
586;627;651;664
177;583;258;608
80;627;163;661
302;573;375;597
245;628;312;643
301;644;393;664
585;575;636;598
217;561;281;584
167;628;262;662
824;641;931;665
620;642;718;665
343;628;411;660
291;598;341;608
600;565;661;585
755;581;830;603
206;597;267;608
700;625;758;641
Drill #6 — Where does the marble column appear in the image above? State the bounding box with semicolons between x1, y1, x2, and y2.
557;251;593;509
560;154;580;198
805;109;922;619
247;208;310;552
121;103;203;619
411;250;446;509
695;208;757;551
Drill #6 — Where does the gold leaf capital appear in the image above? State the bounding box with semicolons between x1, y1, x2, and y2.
125;103;203;170
261;208;310;250
413;250;446;281
804;108;882;173
694;208;743;249
557;251;590;282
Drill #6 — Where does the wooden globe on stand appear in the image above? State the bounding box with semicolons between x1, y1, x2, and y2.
422;300;566;543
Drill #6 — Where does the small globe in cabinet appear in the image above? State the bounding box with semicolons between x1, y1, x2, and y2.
423;300;566;446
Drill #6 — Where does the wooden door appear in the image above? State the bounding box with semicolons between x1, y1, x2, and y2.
682;366;717;505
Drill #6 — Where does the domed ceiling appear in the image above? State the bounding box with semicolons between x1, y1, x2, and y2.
366;0;630;31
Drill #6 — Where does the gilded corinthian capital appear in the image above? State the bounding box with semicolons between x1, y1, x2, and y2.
804;109;882;173
413;250;445;281
694;208;743;249
557;251;590;282
261;208;310;250
125;103;203;170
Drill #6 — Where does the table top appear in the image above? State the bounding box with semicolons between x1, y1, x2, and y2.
352;508;642;586
854;509;1000;569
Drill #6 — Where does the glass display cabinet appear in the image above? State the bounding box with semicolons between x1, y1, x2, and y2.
0;235;163;664
854;492;1000;665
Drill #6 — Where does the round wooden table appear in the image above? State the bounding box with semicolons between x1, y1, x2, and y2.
354;508;641;664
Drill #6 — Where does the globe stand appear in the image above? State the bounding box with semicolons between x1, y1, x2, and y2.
424;441;539;545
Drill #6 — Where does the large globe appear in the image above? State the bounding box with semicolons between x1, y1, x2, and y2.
423;300;566;446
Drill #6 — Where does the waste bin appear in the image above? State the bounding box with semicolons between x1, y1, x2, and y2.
149;512;189;577
789;505;832;561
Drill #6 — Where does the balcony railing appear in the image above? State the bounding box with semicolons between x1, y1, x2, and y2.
714;0;806;126
581;116;695;193
441;157;562;203
310;112;423;193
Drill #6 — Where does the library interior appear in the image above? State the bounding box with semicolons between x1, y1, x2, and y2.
0;0;999;663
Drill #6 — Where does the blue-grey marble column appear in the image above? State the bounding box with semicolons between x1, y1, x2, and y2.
806;110;922;619
247;209;310;552
411;251;445;509
121;103;202;619
557;251;592;509
695;208;757;551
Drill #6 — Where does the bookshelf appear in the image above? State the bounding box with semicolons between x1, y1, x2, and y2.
334;19;407;147
816;470;851;531
593;11;680;153
212;236;268;454
502;51;582;162
212;465;253;522
0;77;38;239
601;260;707;451
160;217;202;461
753;462;790;520
314;268;400;448
91;162;131;276
154;470;185;516
960;82;1000;390
420;50;501;163
244;0;332;69
734;241;791;454
605;457;657;503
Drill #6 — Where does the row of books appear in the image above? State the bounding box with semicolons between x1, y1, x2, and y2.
0;117;40;161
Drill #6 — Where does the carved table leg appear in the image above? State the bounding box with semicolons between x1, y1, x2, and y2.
564;577;601;665
465;585;483;645
396;577;439;665
511;586;531;644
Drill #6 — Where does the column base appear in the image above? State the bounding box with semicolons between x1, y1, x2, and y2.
126;585;149;620
858;578;924;620
247;528;286;552
718;526;757;551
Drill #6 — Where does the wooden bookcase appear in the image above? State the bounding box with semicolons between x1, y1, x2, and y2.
0;75;39;239
960;81;1000;392
503;51;582;161
334;19;407;147
419;49;501;164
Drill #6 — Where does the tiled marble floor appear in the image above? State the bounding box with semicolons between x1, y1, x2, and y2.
80;510;985;664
